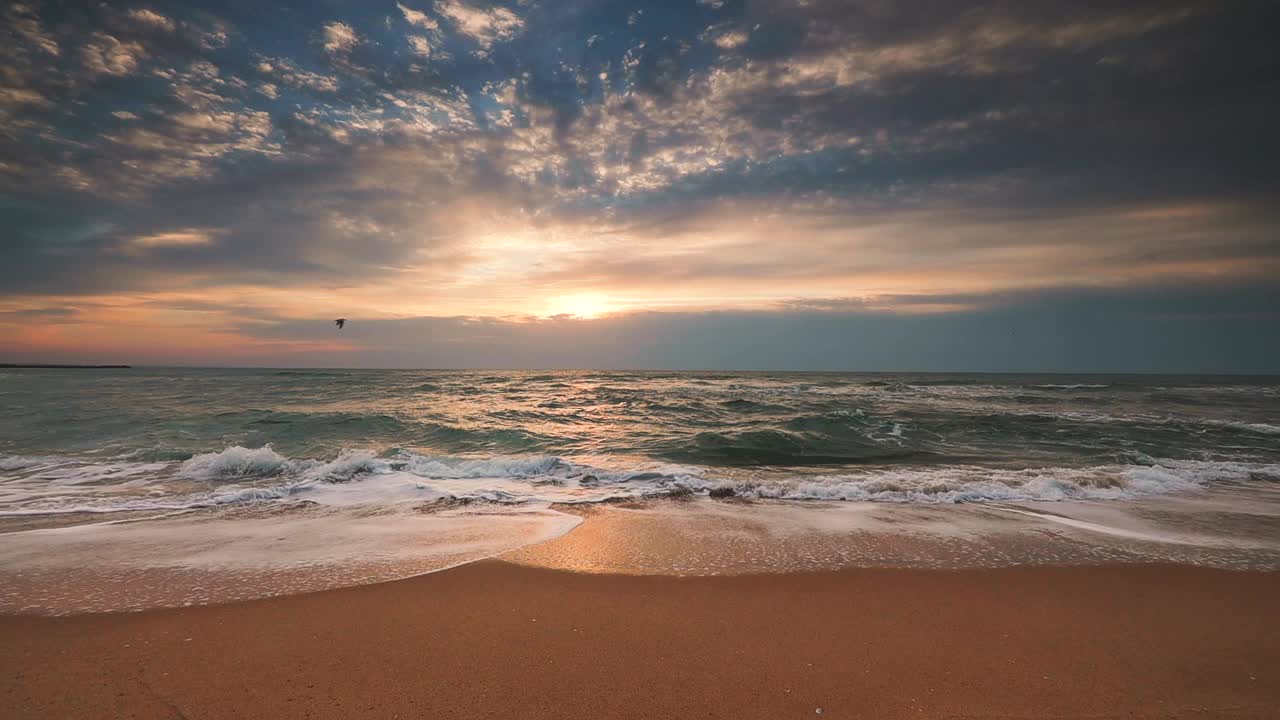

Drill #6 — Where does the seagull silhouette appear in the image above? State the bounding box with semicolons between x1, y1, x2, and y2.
334;318;346;329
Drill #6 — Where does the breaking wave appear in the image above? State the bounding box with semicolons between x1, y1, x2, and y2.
737;460;1273;503
5;444;1277;517
0;455;50;471
179;445;294;479
1205;420;1280;436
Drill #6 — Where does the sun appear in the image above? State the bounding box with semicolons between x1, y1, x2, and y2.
545;292;612;319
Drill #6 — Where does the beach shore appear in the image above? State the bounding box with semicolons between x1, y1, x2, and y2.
4;561;1277;719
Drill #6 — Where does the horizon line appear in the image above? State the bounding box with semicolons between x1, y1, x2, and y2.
5;363;1278;377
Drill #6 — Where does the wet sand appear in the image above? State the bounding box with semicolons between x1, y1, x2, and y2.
3;561;1278;719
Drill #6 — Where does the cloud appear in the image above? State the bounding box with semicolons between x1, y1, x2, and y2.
125;9;176;33
320;21;360;55
126;228;219;250
9;57;282;194
82;33;148;77
0;306;79;320
397;1;444;59
255;56;340;93
704;25;748;50
398;2;440;31
0;87;51;109
435;0;522;52
407;35;433;58
7;2;60;56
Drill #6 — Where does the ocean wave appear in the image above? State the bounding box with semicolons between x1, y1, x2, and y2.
271;370;352;378
197;484;303;506
163;446;595;484
179;445;295;479
665;409;919;466
1031;384;1111;390
719;398;794;413
178;446;389;483
242;410;407;431
862;378;986;387
675;429;916;466
736;461;1236;503
398;454;570;479
0;455;52;471
175;446;623;492
1204;420;1280;436
5;440;1279;518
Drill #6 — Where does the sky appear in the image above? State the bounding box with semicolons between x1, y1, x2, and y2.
1;0;1277;371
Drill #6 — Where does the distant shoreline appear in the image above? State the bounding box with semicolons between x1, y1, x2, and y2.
0;364;131;369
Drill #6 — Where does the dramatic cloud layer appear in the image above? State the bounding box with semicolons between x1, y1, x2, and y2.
1;0;1277;370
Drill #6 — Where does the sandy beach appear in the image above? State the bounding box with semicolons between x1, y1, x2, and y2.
4;560;1277;719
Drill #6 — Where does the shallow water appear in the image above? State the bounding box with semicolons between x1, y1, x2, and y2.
2;368;1278;613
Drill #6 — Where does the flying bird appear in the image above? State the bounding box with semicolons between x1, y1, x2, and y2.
334;318;346;329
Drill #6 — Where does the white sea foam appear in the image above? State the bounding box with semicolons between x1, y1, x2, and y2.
0;503;584;613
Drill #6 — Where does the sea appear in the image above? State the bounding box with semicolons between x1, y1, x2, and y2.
2;368;1279;612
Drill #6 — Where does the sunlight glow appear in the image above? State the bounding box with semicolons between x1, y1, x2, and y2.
544;292;612;319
